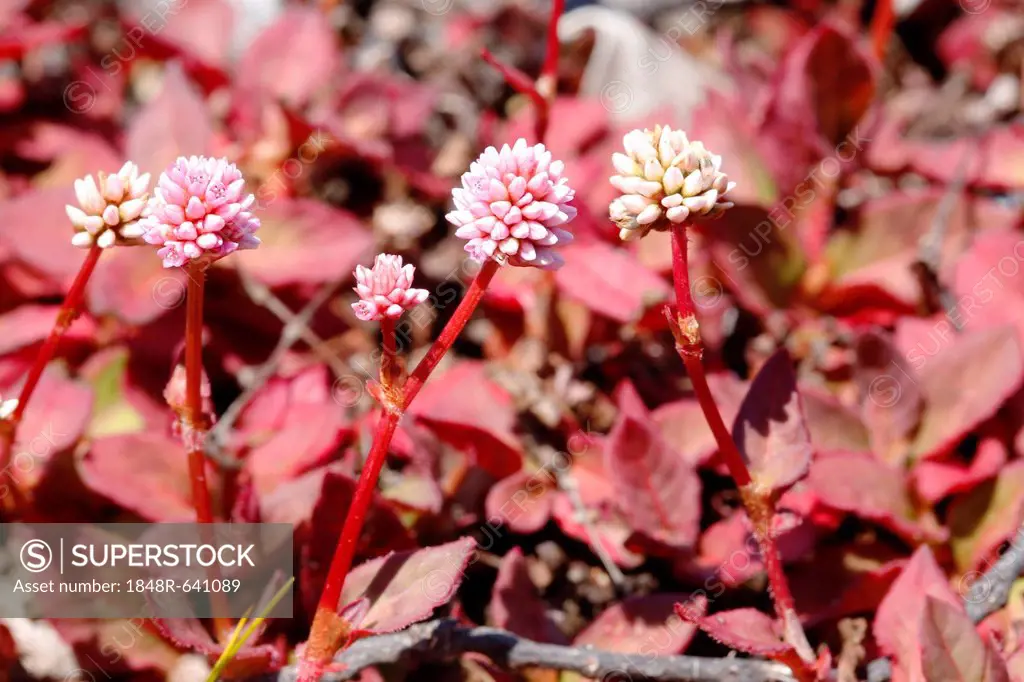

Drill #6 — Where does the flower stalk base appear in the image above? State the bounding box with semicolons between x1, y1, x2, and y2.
301;260;500;679
669;225;814;668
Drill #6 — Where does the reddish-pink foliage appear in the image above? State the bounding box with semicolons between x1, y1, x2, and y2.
2;0;1024;678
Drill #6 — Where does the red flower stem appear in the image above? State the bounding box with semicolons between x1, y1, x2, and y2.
540;0;565;84
402;259;499;406
481;44;549;140
311;411;400;612
0;244;103;514
481;0;565;147
184;263;214;525
669;230;750;487
182;263;232;644
669;226;813;663
302;260;500;678
380;318;398;388
870;0;894;61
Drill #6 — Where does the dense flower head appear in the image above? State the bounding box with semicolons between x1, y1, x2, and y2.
447;139;576;270
66;162;151;249
140;155;260;268
609;125;735;241
352;254;430;322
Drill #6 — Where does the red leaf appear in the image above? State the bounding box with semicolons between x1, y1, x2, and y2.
920;596;1010;682
913;438;1006;505
9;370;93;493
911;325;1024;460
855;329;922;466
0;20;85;60
16;124;122;185
874;546;962;678
234;197;374;287
151;617;285;677
554;241;671;323
0;304;95;356
484;470;555;534
677;513;762;588
759;23;876;190
952;229;1024;346
702;205;807;315
238;366;352;496
236;7;340;108
299;467;415;613
949;460;1024;573
258;465;330;526
0;185;85;281
409;361;523;479
124;0;234;88
125;61;214;176
50;619;180;678
733;350;812;492
867;119;1024;191
807;452;932;542
824;191;1017;311
693;608;796;657
550;440;644;569
489;548;567;644
654;372;748;470
338;537;476;634
574;594;701;655
688;92;779;207
800;386;873;455
604;382;701;551
87;247;187;325
79;433;196;521
790;548;904;626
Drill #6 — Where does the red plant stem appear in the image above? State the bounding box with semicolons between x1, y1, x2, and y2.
182;263;232;644
870;0;894;61
316;412;401;617
669;226;813;664
184;263;214;525
302;260;500;678
0;244;103;513
481;48;550;142
481;0;566;145
402;259;499;406
540;0;565;84
669;231;750;487
480;49;538;98
380;318;398;388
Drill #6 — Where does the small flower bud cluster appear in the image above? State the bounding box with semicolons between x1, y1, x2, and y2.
609;125;735;241
351;254;430;322
66;162;151;249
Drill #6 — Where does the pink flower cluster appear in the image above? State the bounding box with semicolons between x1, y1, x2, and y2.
140;156;261;268
447;139;576;270
351;254;430;322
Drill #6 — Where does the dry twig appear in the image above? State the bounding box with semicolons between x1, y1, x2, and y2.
270;620;797;681
203;277;345;466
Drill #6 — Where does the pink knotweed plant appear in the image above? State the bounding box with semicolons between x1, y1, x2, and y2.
351;254;430;322
610;125;735;241
446;138;576;269
66;162;151;249
140;155;261;268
